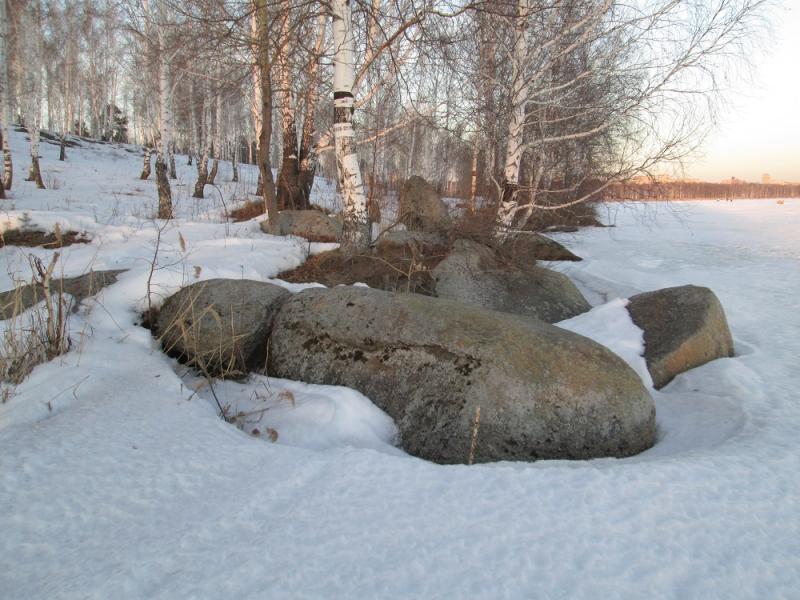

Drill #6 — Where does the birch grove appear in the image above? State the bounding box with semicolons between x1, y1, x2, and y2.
0;0;766;235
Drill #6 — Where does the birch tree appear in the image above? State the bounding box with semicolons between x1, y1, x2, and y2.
483;0;766;232
23;0;46;189
331;0;370;249
207;65;222;185
193;93;211;198
254;0;278;224
0;0;11;195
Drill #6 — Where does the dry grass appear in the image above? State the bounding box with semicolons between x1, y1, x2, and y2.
229;200;265;222
1;254;71;402
155;286;254;381
279;240;449;295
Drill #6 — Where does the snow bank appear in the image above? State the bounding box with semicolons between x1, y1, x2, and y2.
1;129;799;598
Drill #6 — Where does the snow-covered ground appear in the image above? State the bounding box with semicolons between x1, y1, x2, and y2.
1;129;799;598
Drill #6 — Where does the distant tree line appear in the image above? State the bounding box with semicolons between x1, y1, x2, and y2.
607;181;800;201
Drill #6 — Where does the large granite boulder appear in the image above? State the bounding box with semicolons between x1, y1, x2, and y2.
260;210;342;242
268;286;656;464
157;279;290;378
501;232;582;262
432;239;590;323
398;176;449;232
627;285;735;389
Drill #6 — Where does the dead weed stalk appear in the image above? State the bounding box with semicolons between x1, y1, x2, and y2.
1;253;71;402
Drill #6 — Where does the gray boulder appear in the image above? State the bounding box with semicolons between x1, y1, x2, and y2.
268;286;656;464
398;176;449;232
501;232;582;262
627;285;735;389
261;210;342;242
157;279;290;378
375;229;447;251
432;239;590;323
0;269;126;320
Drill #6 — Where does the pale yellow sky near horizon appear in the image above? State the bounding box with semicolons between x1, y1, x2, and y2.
687;2;800;183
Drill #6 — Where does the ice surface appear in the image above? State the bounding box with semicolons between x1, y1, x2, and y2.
1;130;799;598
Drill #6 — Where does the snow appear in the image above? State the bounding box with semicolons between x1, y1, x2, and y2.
1;129;800;598
557;297;654;388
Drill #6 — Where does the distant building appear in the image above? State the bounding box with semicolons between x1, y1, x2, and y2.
762;173;772;184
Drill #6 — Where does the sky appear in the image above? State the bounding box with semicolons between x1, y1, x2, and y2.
686;2;800;183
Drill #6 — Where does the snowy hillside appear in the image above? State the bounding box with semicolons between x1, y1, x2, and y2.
1;129;799;598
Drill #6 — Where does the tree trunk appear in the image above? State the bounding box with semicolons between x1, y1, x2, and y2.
64;47;73;162
0;0;13;191
156;156;172;219
0;131;4;199
193;98;210;198
275;0;304;210
232;141;239;182
277;120;301;209
1;124;11;191
155;3;172;218
140;145;152;179
28;129;45;189
497;0;529;232
169;142;176;179
406;122;416;178
208;66;223;186
188;78;197;166
255;0;278;227
469;137;479;212
208;151;218;184
332;0;369;250
296;13;327;208
25;0;45;190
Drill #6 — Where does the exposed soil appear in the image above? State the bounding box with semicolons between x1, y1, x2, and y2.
230;201;265;222
0;229;91;249
278;241;450;295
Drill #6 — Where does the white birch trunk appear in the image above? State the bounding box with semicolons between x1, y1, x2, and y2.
497;0;530;231
469;138;479;211
332;0;369;249
208;65;222;185
0;0;12;191
193;96;210;198
155;0;172;218
189;79;198;165
249;8;263;159
406;122;416;179
26;1;45;189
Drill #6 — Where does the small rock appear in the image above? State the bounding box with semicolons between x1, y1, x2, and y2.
501;232;582;262
627;285;735;389
374;230;447;251
261;210;342;242
398;176;449;232
432;239;590;323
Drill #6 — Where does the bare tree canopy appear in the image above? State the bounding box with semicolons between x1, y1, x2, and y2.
0;0;768;237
